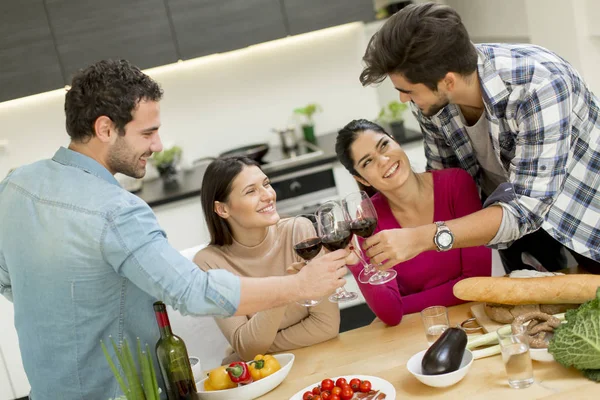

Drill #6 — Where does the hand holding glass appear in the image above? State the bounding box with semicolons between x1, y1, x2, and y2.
292;214;323;307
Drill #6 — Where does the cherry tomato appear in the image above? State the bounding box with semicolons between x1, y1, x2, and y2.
321;379;334;392
302;391;314;400
312;386;321;395
321;391;331;400
359;380;372;393
331;386;342;396
330;396;340;400
340;386;354;400
335;378;347;388
349;378;361;392
313;396;322;400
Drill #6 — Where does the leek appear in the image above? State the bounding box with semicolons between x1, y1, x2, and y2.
467;313;565;360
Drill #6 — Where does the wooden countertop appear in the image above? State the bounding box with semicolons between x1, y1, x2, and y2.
259;302;597;399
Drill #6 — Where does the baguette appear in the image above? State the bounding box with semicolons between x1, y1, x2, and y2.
453;275;600;305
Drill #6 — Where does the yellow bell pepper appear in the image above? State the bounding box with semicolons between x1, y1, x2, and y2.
203;365;237;391
248;354;281;381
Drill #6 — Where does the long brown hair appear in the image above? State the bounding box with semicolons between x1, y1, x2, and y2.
200;156;261;246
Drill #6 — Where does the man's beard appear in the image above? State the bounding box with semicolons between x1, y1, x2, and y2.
422;98;450;117
107;137;149;179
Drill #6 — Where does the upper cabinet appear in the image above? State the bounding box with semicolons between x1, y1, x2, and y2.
0;0;377;103
166;0;287;60
0;1;64;103
45;0;178;83
282;0;375;36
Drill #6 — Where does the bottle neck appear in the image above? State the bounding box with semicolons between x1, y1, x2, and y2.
154;310;173;338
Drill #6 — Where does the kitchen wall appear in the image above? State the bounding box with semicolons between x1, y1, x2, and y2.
0;22;392;179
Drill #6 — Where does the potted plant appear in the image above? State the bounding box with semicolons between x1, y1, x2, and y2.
377;101;409;143
150;145;182;187
293;103;322;145
102;337;161;400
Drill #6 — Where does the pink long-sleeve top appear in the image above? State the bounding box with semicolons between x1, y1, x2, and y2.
351;168;492;326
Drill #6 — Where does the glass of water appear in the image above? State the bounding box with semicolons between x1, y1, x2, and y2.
421;306;449;346
497;326;534;389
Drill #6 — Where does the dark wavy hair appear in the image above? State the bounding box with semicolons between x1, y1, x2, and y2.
200;156;261;246
336;119;394;197
65;59;163;142
360;3;477;90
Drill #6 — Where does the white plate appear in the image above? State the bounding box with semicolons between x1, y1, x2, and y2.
196;353;294;400
289;375;396;400
406;349;473;388
530;347;555;362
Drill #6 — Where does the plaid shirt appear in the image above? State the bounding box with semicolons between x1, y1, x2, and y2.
412;43;600;261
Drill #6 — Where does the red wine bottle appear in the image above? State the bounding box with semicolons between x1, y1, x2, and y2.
153;301;197;400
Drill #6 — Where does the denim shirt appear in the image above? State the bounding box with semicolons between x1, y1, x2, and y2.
0;147;241;400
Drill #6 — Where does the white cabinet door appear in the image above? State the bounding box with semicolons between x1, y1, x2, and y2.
153;197;210;251
0;297;30;398
0;348;15;400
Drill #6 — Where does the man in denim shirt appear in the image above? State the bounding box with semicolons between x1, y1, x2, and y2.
356;3;599;274
0;60;349;400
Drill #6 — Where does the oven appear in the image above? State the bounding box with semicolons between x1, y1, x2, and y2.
270;163;340;217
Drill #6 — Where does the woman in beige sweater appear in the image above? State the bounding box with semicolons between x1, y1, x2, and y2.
193;156;340;363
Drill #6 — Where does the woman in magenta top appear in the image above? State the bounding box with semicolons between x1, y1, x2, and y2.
336;119;491;326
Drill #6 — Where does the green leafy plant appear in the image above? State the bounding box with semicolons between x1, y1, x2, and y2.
293;103;322;126
377;101;408;124
151;146;182;168
101;337;161;400
548;287;600;381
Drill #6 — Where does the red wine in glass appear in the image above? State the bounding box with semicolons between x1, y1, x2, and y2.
321;232;353;252
294;237;322;261
349;218;377;238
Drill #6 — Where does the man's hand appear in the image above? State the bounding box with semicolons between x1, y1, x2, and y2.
294;249;348;299
362;227;430;270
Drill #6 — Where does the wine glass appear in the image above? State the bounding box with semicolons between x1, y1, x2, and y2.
291;214;323;307
316;201;359;303
343;191;397;285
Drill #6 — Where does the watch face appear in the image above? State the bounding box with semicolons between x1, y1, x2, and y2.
438;232;453;248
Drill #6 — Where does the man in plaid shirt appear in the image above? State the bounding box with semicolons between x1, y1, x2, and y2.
358;3;599;273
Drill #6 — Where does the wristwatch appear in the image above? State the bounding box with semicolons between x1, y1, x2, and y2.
433;221;454;252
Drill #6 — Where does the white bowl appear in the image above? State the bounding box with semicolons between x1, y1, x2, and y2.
406;349;473;388
290;375;396;400
196;353;294;400
530;347;555;362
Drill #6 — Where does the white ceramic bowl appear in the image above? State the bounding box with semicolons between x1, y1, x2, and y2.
530;347;555;362
290;375;396;400
196;353;294;400
406;349;473;388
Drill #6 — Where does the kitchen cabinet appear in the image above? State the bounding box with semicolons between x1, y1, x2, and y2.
45;0;178;83
166;0;287;60
282;0;375;36
0;297;30;399
0;349;14;400
0;1;64;103
153;197;210;251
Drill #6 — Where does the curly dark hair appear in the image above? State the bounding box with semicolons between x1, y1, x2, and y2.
64;59;163;142
360;3;477;90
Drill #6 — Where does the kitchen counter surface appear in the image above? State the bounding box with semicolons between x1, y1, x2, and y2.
258;302;595;399
136;132;340;208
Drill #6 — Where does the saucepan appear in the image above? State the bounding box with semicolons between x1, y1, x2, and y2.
193;143;270;167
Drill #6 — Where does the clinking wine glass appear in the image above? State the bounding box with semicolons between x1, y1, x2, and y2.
316;201;359;303
292;214;323;307
343;191;397;285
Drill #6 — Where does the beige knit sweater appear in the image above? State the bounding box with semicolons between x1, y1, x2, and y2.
193;218;340;363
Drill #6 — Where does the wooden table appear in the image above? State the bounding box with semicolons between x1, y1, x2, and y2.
259;303;597;399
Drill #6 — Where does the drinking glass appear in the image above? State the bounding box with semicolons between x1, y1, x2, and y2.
291;214;323;307
497;326;534;389
342;191;397;285
421;306;449;346
316;201;359;303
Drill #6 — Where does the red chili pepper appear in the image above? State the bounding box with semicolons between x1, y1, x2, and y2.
225;361;253;385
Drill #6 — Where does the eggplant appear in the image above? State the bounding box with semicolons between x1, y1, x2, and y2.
421;327;467;375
